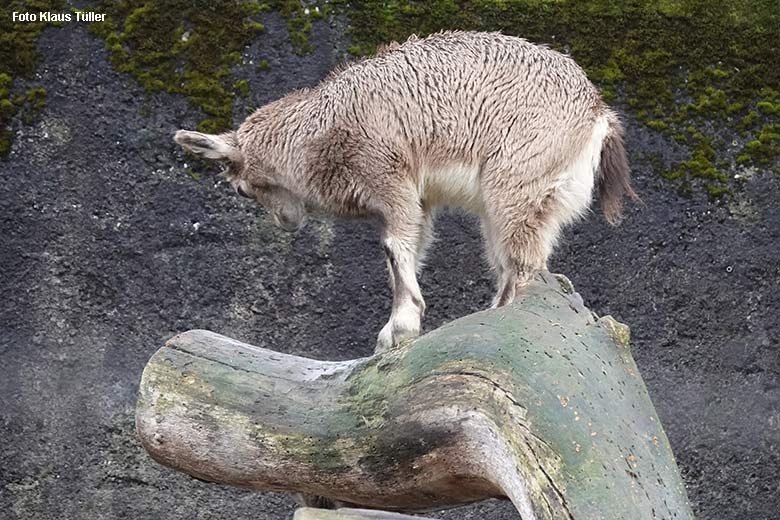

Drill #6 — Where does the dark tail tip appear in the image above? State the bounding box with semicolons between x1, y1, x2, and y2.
599;116;640;225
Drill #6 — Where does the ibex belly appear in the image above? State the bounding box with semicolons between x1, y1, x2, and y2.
419;162;485;214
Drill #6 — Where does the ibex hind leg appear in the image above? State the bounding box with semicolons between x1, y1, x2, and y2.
481;175;562;308
490;215;559;307
480;217;508;308
481;116;604;306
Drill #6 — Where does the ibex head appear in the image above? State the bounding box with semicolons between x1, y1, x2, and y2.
174;129;307;233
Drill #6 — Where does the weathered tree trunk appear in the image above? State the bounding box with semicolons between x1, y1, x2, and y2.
136;272;694;519
294;508;433;520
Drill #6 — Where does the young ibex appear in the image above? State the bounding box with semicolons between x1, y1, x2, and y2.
175;31;636;351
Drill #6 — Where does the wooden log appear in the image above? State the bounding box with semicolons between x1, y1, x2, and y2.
136;272;694;519
294;507;433;520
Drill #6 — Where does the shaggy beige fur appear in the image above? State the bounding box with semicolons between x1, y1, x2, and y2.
174;31;637;351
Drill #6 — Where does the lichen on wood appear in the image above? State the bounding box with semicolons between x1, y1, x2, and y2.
137;272;693;519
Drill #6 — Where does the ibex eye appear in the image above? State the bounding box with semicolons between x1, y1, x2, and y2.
237;186;252;198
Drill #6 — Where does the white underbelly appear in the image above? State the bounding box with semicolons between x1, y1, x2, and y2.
419;162;484;214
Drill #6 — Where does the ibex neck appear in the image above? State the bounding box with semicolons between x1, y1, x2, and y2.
267;90;324;194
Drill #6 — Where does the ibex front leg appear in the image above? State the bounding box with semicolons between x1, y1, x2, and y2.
376;210;427;352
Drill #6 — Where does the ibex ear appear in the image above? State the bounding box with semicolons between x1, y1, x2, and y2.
174;130;243;164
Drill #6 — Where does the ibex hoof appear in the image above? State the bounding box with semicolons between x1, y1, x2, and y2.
376;322;395;352
376;316;421;353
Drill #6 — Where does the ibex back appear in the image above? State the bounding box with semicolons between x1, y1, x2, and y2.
174;31;637;351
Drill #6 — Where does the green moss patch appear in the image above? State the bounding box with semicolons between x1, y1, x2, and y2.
0;0;64;155
89;1;269;133
90;1;328;133
269;0;329;55
331;0;780;197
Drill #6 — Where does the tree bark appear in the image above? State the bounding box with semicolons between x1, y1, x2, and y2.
294;508;433;520
136;272;694;519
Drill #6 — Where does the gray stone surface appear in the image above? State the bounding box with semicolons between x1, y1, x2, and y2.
1;14;778;520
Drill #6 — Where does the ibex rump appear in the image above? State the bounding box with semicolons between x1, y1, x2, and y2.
174;31;636;351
